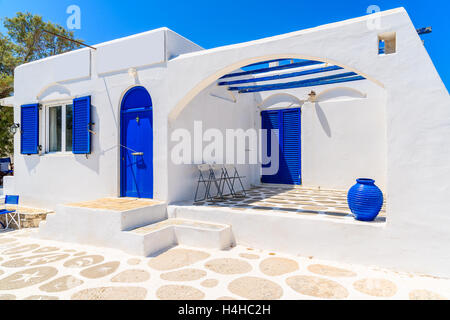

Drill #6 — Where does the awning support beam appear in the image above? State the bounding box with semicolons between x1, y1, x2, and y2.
218;65;343;86
220;60;323;79
230;74;365;93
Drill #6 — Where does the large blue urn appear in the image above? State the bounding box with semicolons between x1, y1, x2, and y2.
347;179;383;221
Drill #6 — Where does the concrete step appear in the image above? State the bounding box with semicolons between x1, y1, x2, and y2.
37;200;168;247
121;219;234;256
37;199;234;257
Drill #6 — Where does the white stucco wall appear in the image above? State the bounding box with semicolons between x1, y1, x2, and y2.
11;28;203;209
167;83;258;202
256;81;387;192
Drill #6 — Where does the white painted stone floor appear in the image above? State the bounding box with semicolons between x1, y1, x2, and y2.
0;228;448;300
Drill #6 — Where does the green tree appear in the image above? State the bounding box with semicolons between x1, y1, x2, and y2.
0;12;82;157
0;33;18;158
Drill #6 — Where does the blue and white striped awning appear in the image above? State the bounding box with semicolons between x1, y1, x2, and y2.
218;59;366;93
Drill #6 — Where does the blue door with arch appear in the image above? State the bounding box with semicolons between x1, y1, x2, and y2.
120;86;153;198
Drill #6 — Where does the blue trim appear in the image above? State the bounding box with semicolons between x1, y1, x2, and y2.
120;86;154;199
121;107;153;114
4;195;19;205
20;104;40;155
231;74;365;93
0;210;16;215
220;60;323;79
378;39;386;55
229;72;358;91
72;96;91;154
121;86;153;111
261;108;301;185
218;65;343;86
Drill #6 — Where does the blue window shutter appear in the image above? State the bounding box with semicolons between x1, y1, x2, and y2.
281;108;301;185
72;96;91;154
261;110;280;184
261;108;301;185
20;104;40;155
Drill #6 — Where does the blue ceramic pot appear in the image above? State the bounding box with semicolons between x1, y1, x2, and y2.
347;178;383;221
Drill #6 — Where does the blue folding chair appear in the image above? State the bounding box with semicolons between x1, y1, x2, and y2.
0;195;20;229
0;158;13;175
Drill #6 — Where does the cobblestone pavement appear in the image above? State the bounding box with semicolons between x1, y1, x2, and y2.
0;229;448;300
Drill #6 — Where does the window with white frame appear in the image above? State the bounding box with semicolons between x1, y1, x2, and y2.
44;102;73;153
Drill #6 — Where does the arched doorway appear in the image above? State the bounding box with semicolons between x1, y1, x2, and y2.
167;56;384;190
120;86;153;198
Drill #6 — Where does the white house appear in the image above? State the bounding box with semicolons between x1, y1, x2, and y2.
2;8;450;277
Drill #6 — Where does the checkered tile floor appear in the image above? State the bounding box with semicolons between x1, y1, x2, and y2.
193;185;386;222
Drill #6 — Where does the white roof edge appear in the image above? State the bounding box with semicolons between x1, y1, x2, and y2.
15;26;203;71
172;7;407;61
94;27;169;48
15;47;90;71
0;96;15;107
165;28;204;50
15;29;169;71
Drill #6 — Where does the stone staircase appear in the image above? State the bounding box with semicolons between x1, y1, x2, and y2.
123;218;233;256
37;198;234;256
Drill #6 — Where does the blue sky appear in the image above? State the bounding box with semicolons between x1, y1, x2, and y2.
0;0;449;89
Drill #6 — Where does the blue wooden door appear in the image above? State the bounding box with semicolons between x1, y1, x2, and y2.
261;108;301;185
120;87;153;198
261;110;281;184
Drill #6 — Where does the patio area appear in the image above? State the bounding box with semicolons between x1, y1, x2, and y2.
193;185;387;223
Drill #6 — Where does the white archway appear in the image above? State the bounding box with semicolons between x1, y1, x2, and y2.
168;54;384;122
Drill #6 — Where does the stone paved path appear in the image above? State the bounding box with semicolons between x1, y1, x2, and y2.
0;229;448;300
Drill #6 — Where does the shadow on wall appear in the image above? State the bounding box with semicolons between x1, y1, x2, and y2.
37;84;72;101
100;67;146;138
208;85;237;103
74;104;99;173
316;87;367;102
102;78;119;128
23;155;40;172
314;103;332;138
312;87;368;138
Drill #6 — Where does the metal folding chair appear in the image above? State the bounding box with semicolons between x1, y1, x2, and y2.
224;165;247;198
194;164;217;202
209;164;233;199
0;195;20;229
